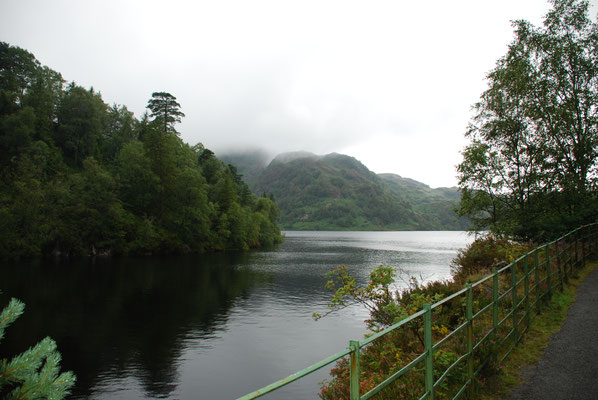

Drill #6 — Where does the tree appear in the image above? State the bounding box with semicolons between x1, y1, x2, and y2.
457;0;598;240
0;42;39;117
102;104;138;161
0;107;35;167
45;157;131;256
55;85;107;166
0;297;75;399
116;141;159;215
23;66;64;143
146;92;185;134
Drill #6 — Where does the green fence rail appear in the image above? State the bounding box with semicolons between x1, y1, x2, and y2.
237;223;598;400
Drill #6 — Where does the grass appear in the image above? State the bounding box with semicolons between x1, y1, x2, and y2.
477;259;598;399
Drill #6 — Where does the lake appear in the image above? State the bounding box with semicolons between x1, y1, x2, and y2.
0;231;471;399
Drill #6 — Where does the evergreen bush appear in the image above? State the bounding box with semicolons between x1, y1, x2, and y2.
0;297;75;400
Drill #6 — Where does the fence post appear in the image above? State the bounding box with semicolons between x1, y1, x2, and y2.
588;226;591;255
575;229;580;270
570;235;575;276
592;225;595;255
556;241;564;291
561;237;571;284
546;245;552;299
491;269;499;370
492;269;499;331
524;255;530;330
350;340;360;400
534;252;541;314
466;284;474;398
511;262;518;344
582;226;587;267
424;304;434;400
566;237;572;278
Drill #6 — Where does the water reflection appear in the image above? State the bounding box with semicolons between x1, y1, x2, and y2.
0;253;272;399
0;231;471;399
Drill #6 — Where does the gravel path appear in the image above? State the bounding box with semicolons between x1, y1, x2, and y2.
507;263;598;400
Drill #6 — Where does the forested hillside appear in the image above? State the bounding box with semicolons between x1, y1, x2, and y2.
0;42;282;258
223;151;469;230
378;174;469;230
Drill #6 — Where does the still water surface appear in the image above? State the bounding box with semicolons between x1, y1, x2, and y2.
0;231;471;399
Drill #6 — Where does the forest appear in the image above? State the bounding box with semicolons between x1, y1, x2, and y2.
0;42;283;258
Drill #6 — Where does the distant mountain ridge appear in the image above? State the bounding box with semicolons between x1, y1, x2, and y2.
219;150;469;230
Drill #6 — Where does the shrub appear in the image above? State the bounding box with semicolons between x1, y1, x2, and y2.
0;297;76;399
317;233;532;399
450;235;530;282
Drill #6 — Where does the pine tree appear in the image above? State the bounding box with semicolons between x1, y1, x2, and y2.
146;92;185;134
0;297;76;400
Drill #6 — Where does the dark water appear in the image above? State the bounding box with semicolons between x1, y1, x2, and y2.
0;231;471;399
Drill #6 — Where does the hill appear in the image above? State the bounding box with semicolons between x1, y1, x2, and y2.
221;151;469;230
378;174;469;230
0;42;283;258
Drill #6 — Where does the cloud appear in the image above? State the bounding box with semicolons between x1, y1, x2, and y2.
1;0;558;186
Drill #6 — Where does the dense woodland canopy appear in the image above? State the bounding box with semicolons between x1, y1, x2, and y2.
0;42;282;258
457;0;598;241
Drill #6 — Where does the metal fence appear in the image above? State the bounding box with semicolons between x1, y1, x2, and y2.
237;223;598;400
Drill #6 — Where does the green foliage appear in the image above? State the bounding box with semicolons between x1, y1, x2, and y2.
116;141;159;215
450;235;531;282
146;92;185;135
0;42;283;258
0;297;75;399
378;174;470;230
55;84;107;167
50;157;130;256
314;265;397;330
458;0;598;241
315;220;591;399
244;152;468;231
316;250;534;399
316;266;472;399
102;104;138;161
0;43;40;117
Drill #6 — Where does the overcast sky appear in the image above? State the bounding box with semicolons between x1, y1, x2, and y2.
2;0;596;187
